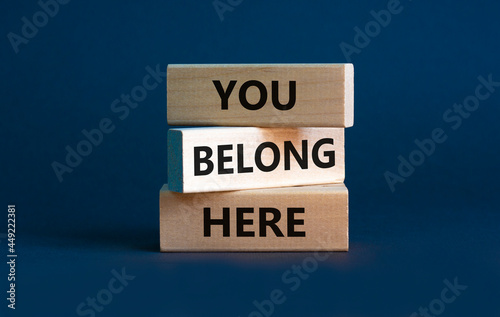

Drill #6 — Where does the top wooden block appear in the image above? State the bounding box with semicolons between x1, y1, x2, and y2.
167;64;354;127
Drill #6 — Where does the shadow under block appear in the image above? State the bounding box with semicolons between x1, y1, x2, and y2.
167;64;353;127
159;184;348;252
167;127;345;193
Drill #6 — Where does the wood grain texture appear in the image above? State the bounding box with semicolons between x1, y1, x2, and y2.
167;127;344;193
167;64;354;127
160;184;349;252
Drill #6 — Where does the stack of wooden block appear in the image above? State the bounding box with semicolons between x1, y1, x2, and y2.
160;64;354;252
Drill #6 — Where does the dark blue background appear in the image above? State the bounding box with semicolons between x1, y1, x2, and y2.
1;0;499;316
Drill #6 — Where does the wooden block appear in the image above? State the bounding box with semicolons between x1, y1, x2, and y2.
167;127;344;193
159;184;348;252
167;64;353;127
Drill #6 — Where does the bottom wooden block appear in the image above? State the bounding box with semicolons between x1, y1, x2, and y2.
159;184;348;252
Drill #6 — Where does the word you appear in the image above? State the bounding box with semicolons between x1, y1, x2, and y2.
214;80;296;110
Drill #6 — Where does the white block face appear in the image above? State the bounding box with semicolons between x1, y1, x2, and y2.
167;127;345;193
167;64;354;127
159;184;349;252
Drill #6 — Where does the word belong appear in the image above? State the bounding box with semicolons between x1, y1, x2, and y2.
194;138;335;176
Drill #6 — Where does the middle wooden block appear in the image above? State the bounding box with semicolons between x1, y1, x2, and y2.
167;127;344;193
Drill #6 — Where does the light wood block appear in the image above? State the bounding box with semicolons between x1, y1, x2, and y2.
160;184;348;252
167;64;353;127
168;127;344;193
